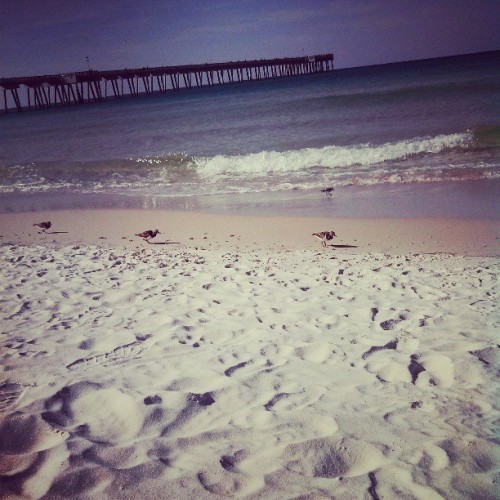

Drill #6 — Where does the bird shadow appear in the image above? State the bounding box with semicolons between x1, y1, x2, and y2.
148;241;180;245
44;231;69;234
330;244;358;249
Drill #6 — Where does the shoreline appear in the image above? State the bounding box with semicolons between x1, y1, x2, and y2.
1;179;499;220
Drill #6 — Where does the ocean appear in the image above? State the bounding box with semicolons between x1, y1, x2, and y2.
0;51;498;217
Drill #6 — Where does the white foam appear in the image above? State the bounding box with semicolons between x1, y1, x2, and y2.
194;132;474;177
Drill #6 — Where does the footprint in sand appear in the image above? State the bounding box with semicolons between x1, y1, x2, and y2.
197;468;255;496
362;339;398;360
365;354;413;384
3;338;43;361
82;443;148;470
224;360;253;377
218;448;254;473
0;412;69;498
263;386;325;412
177;333;206;348
408;355;426;384
295;343;335;364
413;443;450;473
66;334;153;371
0;382;26;412
43;381;144;445
283;436;386;479
0;412;68;456
469;346;498;368
416;354;454;388
439;436;497;474
379;311;409;331
160;391;218;438
362;340;417;383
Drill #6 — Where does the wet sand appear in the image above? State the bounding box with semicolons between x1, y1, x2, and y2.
1;209;499;256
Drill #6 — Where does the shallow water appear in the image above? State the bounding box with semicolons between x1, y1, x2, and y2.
2;180;498;220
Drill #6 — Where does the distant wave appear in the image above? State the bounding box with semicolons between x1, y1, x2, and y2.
296;81;500;109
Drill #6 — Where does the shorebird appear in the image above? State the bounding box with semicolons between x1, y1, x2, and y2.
135;229;161;243
33;221;51;232
321;187;334;197
312;230;337;247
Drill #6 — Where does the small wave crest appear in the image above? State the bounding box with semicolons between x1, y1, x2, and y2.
194;132;474;177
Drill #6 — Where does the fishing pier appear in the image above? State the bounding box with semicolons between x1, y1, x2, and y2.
0;54;333;113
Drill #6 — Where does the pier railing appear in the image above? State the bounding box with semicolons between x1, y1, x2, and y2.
1;54;334;113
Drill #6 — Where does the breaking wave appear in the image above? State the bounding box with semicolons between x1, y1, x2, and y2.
0;129;498;195
194;132;474;177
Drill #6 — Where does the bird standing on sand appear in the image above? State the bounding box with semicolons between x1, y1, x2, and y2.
321;187;334;197
312;230;337;247
33;221;51;232
135;229;161;242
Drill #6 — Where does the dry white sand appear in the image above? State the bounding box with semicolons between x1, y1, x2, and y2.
0;210;498;499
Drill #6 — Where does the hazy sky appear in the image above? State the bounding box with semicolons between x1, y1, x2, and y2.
1;0;498;77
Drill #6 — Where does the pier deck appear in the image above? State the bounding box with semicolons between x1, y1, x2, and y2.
1;54;333;113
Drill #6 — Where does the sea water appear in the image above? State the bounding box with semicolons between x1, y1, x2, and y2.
0;51;498;217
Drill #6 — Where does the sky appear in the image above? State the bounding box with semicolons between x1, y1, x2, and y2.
0;0;499;77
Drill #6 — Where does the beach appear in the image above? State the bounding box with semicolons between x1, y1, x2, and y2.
1;49;498;499
0;209;498;499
